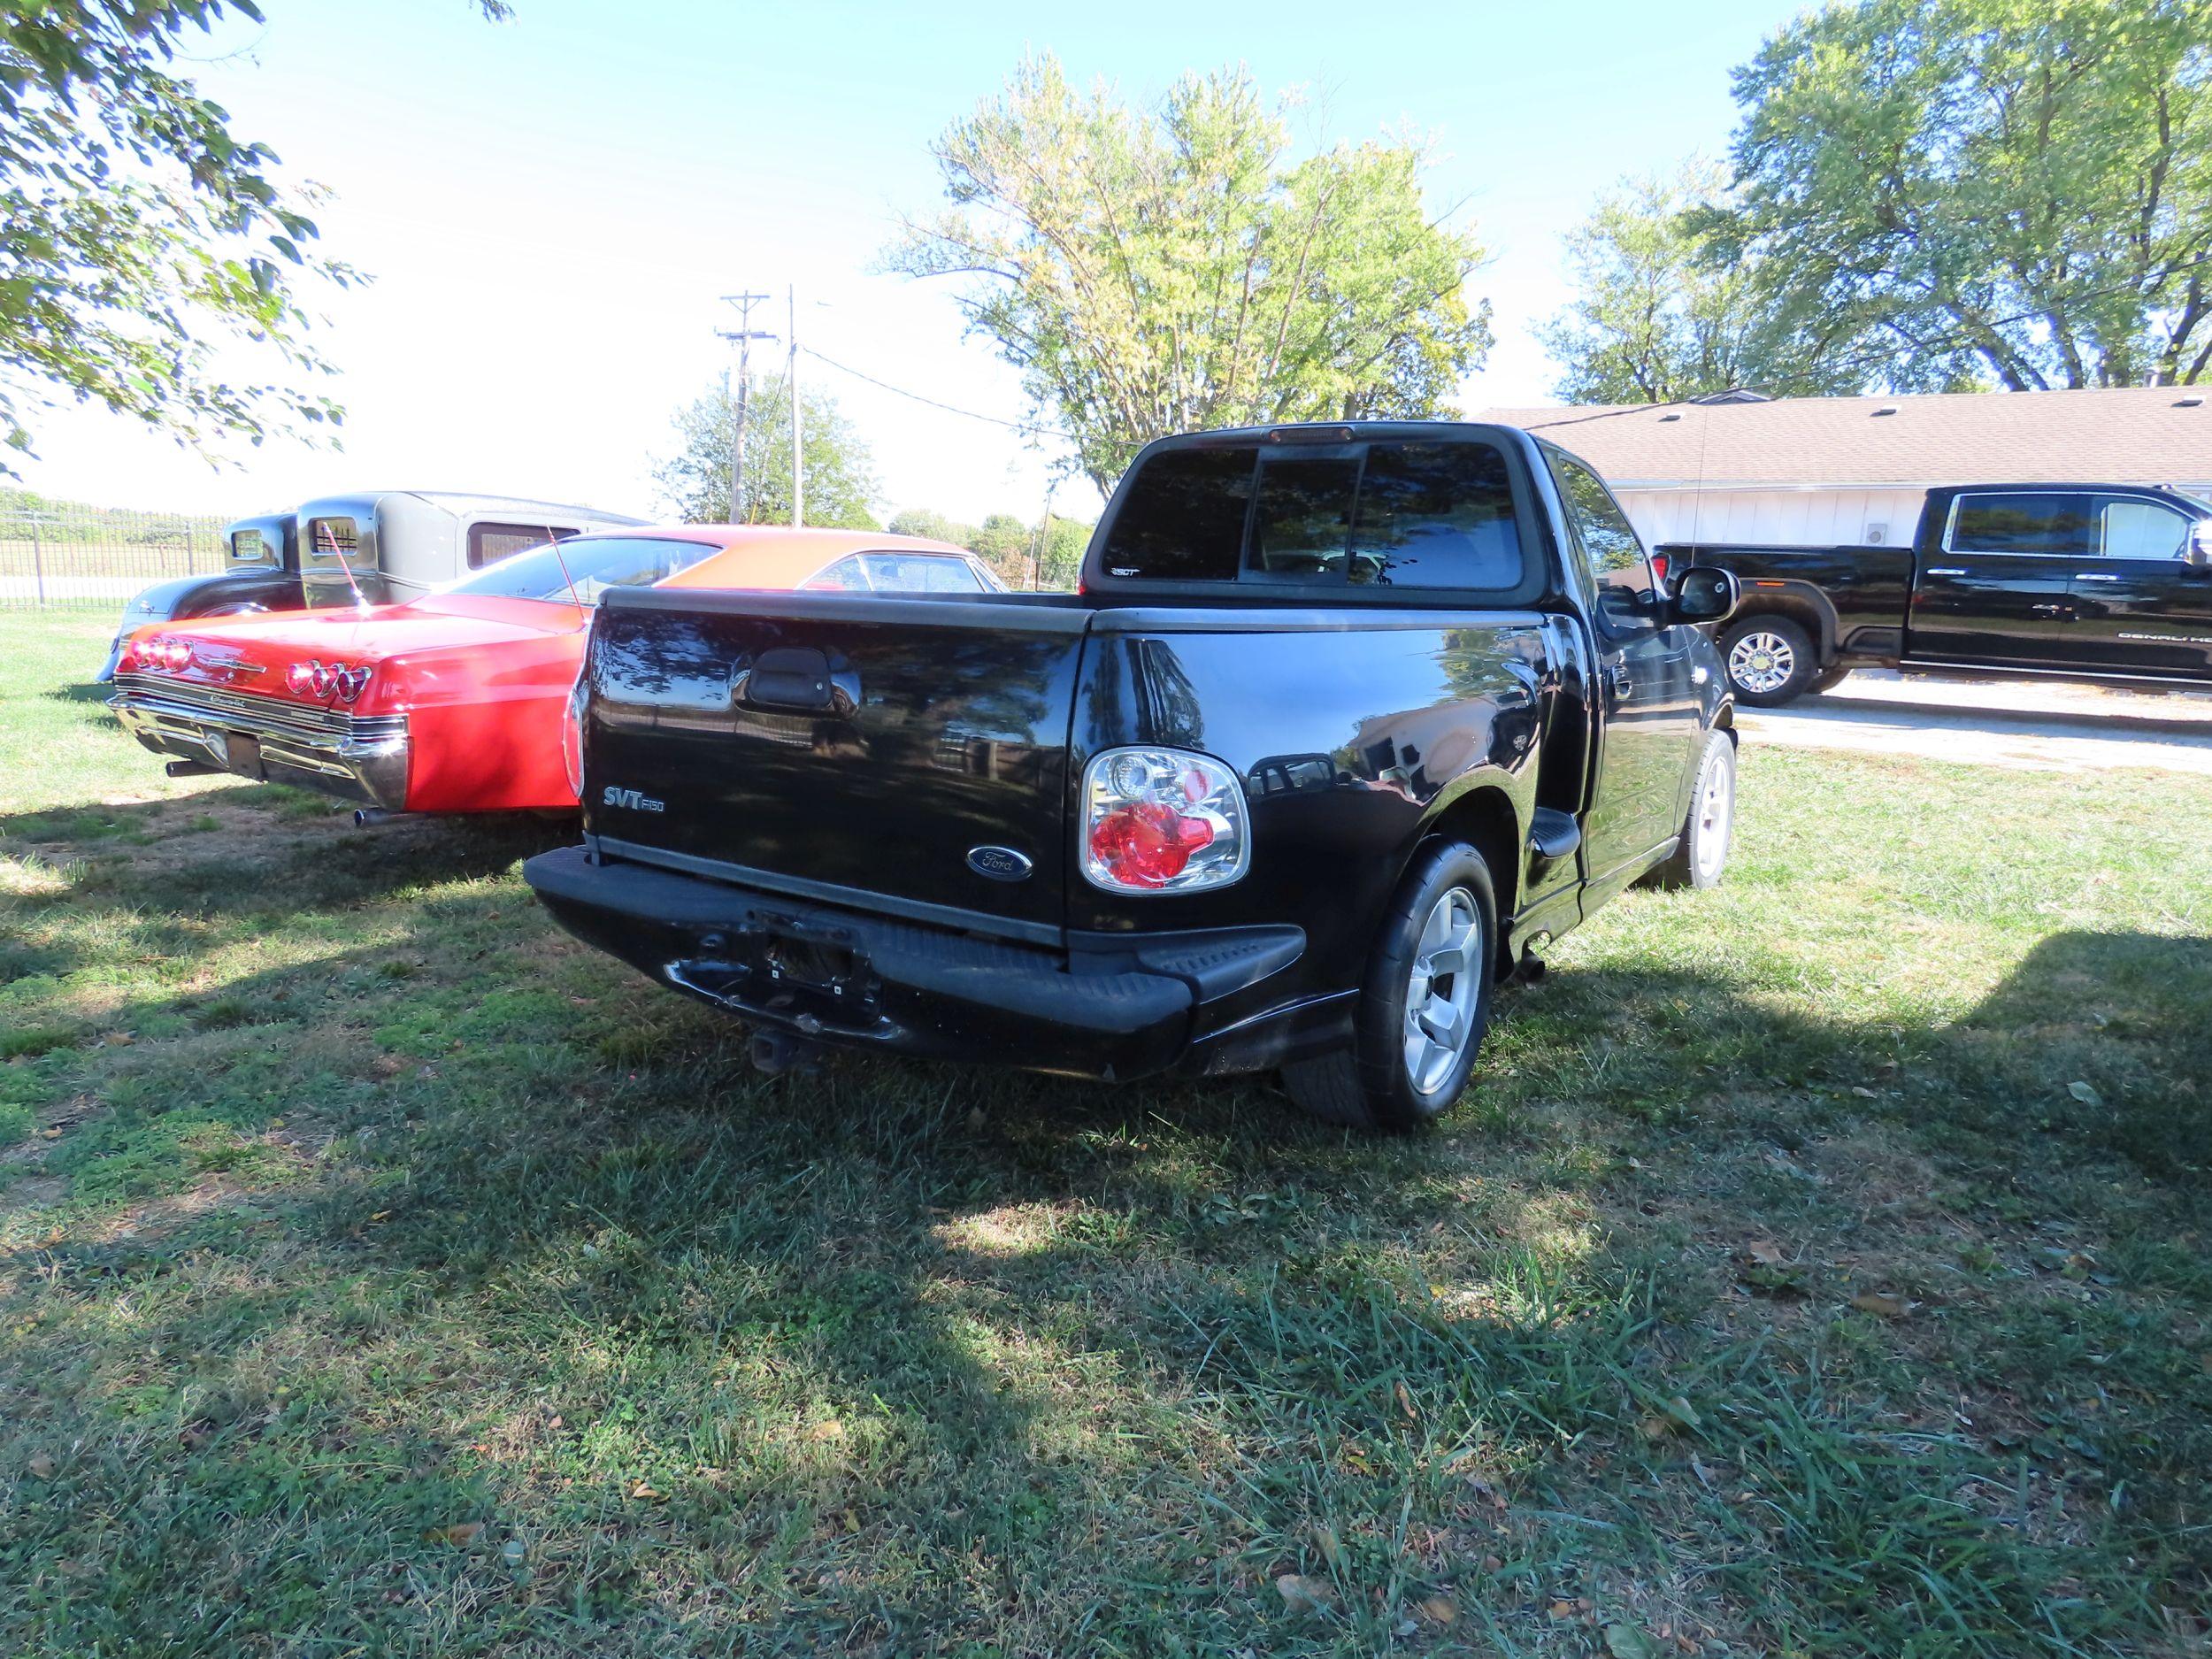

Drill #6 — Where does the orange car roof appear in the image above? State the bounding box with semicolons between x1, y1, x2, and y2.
589;525;977;592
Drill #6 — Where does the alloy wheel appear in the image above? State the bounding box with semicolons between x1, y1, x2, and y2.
1402;886;1480;1094
1727;630;1796;695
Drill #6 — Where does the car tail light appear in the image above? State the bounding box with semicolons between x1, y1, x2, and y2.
286;661;316;695
1650;552;1671;586
117;637;141;673
1081;746;1248;895
561;674;588;799
157;639;190;671
331;664;371;703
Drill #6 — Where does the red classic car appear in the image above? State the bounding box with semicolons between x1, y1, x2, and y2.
109;526;1005;818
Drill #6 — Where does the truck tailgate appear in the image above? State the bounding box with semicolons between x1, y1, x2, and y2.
581;589;1090;942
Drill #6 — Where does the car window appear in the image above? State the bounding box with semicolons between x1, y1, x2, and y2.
468;520;579;570
1096;446;1258;580
441;535;720;603
2094;496;2190;560
1246;454;1361;582
1950;493;2093;556
1348;441;1525;589
304;516;361;565
858;552;985;593
228;528;278;567
1547;448;1652;630
799;556;871;592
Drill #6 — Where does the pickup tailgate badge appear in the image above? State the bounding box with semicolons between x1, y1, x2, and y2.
967;845;1033;881
602;786;665;814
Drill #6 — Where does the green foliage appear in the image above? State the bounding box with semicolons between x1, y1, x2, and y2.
886;507;1091;588
1534;161;1861;403
1714;0;2212;391
650;372;879;528
889;55;1492;490
0;2;348;474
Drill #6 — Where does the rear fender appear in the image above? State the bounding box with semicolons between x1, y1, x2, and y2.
1726;580;1839;662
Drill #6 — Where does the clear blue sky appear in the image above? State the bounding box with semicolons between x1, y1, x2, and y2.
23;0;1809;524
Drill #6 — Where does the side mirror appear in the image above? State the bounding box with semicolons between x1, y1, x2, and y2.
1671;566;1740;625
2185;522;2212;571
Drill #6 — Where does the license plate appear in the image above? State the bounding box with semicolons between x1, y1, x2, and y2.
219;731;265;780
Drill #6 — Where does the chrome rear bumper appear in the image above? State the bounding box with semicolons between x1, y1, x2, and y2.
109;674;409;810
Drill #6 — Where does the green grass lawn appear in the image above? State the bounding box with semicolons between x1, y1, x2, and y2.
2;607;2208;1657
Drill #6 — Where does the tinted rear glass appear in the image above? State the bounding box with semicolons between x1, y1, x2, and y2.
1951;493;2092;556
442;535;719;603
1351;442;1523;588
1098;438;1527;594
1096;446;1258;580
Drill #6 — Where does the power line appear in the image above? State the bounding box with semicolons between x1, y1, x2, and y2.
801;346;1067;438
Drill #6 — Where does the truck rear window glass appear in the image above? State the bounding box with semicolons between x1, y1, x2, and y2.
1096;446;1258;580
1248;455;1361;581
1100;438;1527;594
1950;493;2092;556
1350;442;1523;588
469;521;580;569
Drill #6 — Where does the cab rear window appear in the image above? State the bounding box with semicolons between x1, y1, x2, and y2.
1097;438;1528;595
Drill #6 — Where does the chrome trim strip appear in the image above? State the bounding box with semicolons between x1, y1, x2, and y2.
594;834;1063;948
112;674;404;741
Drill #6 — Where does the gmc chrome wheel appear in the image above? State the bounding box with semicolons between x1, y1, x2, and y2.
1727;630;1795;695
1402;886;1480;1094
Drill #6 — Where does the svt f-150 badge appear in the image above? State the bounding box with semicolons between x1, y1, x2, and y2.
601;786;665;813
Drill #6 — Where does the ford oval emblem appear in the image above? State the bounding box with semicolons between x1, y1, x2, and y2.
966;844;1033;882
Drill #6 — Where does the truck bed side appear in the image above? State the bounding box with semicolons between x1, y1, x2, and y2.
1665;541;1917;661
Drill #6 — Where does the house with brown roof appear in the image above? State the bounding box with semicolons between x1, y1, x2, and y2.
1478;386;2212;549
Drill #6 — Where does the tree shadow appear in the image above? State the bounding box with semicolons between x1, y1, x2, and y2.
2;899;2207;1651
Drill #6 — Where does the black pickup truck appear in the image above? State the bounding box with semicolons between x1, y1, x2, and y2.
1670;483;2212;705
526;422;1742;1128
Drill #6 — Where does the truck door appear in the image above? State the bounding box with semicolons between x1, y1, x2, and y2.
2061;495;2212;680
1909;490;2087;666
1543;449;1705;886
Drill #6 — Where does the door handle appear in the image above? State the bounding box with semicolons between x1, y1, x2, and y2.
2029;603;2069;615
1926;567;1967;577
2072;572;2120;582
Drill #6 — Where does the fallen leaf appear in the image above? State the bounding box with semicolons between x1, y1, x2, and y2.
1851;1292;1909;1318
1277;1573;1335;1614
805;1419;846;1442
1746;1238;1786;1266
27;1454;54;1479
2068;1080;2103;1107
841;1508;860;1533
1606;1623;1663;1659
434;1522;482;1546
1417;1594;1457;1625
1395;1379;1418;1420
1850;1086;1878;1099
547;1415;564;1431
1311;1524;1343;1567
1550;1600;1577;1619
628;1480;663;1502
1638;1395;1701;1440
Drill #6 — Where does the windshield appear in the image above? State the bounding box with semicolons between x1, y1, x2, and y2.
440;535;720;603
2176;489;2212;517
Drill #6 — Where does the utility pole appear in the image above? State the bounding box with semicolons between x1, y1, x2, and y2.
787;285;803;527
714;293;774;524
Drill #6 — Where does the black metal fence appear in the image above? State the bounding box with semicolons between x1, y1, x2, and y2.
0;501;231;611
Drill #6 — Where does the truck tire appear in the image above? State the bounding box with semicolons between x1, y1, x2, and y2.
1648;730;1737;890
1719;616;1817;706
1281;841;1496;1131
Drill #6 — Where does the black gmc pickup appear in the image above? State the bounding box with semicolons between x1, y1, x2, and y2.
1669;483;2212;705
526;422;1742;1128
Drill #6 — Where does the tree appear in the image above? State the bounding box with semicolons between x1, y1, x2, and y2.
888;55;1493;491
1715;0;2212;390
1534;162;1860;403
0;2;503;477
652;373;880;528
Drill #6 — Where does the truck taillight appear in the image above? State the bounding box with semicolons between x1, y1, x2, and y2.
562;675;588;799
1081;747;1248;895
1650;552;1670;586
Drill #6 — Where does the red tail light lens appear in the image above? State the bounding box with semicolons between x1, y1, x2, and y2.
1650;552;1671;586
1081;747;1248;895
331;664;371;703
158;639;191;670
287;661;317;695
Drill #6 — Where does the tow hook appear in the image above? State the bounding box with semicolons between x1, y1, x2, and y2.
749;1030;823;1078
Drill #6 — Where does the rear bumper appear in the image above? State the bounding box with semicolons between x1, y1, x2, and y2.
524;845;1303;1082
109;680;410;810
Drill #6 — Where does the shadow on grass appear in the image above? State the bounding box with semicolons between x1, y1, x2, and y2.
2;814;2207;1655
